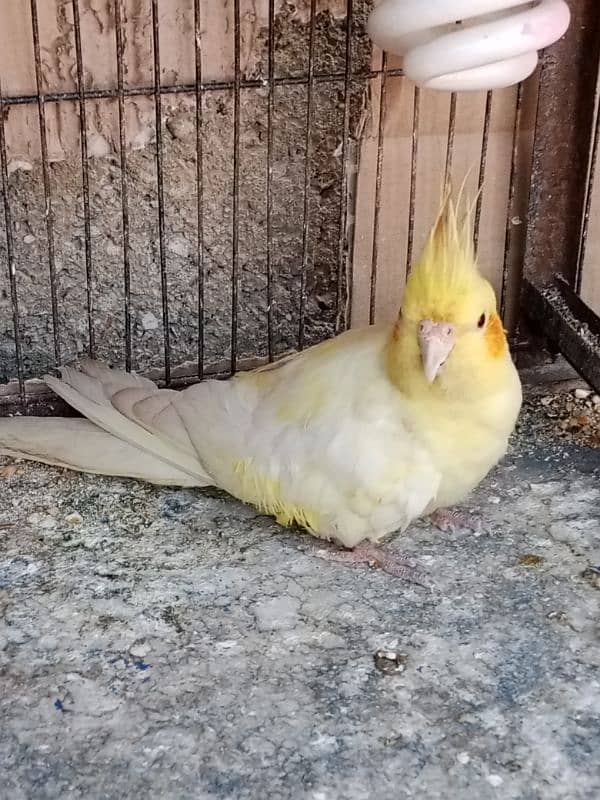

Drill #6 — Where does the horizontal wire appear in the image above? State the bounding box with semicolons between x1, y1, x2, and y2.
0;68;406;107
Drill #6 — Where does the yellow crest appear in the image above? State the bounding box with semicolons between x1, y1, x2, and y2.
402;188;486;323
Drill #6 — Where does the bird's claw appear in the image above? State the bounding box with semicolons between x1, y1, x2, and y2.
429;508;489;535
314;543;429;587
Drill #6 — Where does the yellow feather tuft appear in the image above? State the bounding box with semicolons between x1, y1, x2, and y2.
402;188;484;323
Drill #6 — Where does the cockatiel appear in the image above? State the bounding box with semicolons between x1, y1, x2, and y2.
0;194;521;577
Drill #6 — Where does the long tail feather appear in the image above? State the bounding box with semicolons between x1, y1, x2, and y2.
0;417;202;486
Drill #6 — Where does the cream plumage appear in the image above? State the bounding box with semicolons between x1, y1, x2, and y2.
0;194;521;550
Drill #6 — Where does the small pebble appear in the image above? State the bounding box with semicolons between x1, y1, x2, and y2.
130;642;151;658
581;565;600;589
574;388;591;400
141;311;159;331
546;610;569;624
65;512;83;525
23;234;35;245
167;234;190;258
487;774;503;787
456;752;470;765
374;650;408;675
518;553;544;567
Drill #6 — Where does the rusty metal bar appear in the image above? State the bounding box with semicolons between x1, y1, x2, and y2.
194;0;205;377
150;0;171;384
500;81;524;320
29;0;61;369
0;70;406;109
576;74;600;294
522;276;600;392
72;0;95;358
266;0;276;359
369;53;388;325
405;85;420;274
523;0;600;288
0;86;25;408
298;0;317;350
114;0;132;371
334;0;353;334
231;0;241;373
473;90;493;253
444;92;457;187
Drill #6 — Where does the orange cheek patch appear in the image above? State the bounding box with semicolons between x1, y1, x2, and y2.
485;312;507;357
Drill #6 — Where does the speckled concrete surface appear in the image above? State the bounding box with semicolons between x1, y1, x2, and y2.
1;393;599;800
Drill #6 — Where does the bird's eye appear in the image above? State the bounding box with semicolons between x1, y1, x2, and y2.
477;313;486;329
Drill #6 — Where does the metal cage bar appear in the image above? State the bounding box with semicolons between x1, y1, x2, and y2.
29;0;61;369
500;81;525;321
72;0;95;358
405;85;420;275
266;0;276;360
473;90;493;253
114;0;133;372
575;75;600;295
298;0;318;351
0;70;406;108
0;84;25;405
194;0;206;378
444;92;457;187
369;52;388;326
150;0;171;384
334;0;353;334
230;0;242;373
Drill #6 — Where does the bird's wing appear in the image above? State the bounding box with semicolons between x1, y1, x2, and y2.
41;359;213;484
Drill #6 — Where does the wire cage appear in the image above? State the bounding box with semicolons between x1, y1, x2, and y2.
0;0;599;417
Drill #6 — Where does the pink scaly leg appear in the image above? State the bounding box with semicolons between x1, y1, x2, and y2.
314;542;428;586
429;508;487;534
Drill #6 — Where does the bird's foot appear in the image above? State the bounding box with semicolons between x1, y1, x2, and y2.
314;542;428;586
429;508;487;535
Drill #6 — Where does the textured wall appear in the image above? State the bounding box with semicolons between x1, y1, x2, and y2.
0;0;371;383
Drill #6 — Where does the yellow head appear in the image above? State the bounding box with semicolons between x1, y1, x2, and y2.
389;193;512;399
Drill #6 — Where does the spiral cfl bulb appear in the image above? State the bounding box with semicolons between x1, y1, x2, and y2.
367;0;571;91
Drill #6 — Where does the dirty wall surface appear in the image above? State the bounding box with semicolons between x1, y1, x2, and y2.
0;1;372;382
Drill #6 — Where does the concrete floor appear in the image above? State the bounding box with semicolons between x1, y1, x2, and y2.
1;386;599;800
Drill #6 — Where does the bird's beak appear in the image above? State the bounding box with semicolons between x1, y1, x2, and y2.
418;319;456;383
